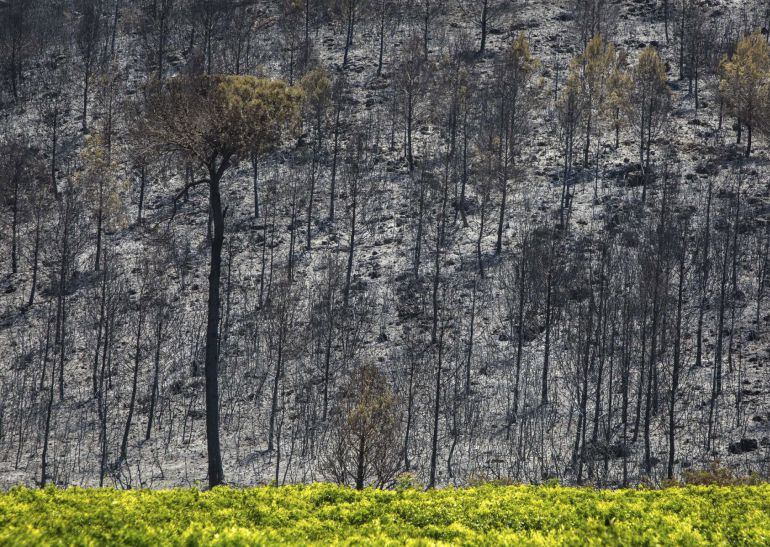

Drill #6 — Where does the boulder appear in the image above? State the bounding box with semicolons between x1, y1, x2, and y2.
728;438;758;454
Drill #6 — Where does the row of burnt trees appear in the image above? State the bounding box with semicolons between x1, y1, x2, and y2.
2;135;766;488
0;0;508;104
2;0;767;234
1;0;770;489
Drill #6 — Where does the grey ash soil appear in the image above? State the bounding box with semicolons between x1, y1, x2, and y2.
1;0;769;489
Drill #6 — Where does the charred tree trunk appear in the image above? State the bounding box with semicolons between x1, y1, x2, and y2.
204;162;229;488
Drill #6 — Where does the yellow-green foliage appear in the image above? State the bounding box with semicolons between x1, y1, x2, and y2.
1;484;769;545
141;75;303;165
720;32;770;129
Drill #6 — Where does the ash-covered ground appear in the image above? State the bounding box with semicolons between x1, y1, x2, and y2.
1;0;769;489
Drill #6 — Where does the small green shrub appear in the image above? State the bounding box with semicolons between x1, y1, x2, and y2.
393;472;422;491
682;461;764;486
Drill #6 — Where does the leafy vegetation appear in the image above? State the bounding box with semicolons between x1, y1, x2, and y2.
1;484;769;545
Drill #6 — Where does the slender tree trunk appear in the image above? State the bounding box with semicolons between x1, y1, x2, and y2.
10;174;19;274
414;172;426;278
343;175;357;309
542;239;554;404
94;206;103;271
204;166;227;488
458;108;469;227
146;313;164;440
496;179;507;255
28;215;42;307
329;104;341;221
428;325;444;489
137;164;146;224
406;94;414;171
268;323;284;452
423;0;430;58
92;257;108;397
306;130;321;251
465;280;476;398
120;305;144;463
513;241;527;417
714;230;730;397
478;0;488;54
355;432;365;490
40;307;56;487
668;225;686;479
404;357;416;470
50;109;59;196
342;4;354;67
83;66;90;131
477;194;486;278
746;124;752;157
695;179;713;368
55;200;70;403
621;300;630;486
377;7;386;76
322;299;334;421
632;305;648;443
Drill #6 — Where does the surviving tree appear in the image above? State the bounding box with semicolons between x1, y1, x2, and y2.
719;32;770;158
140;75;303;487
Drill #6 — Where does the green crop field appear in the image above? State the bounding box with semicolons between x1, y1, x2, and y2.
1;483;769;545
